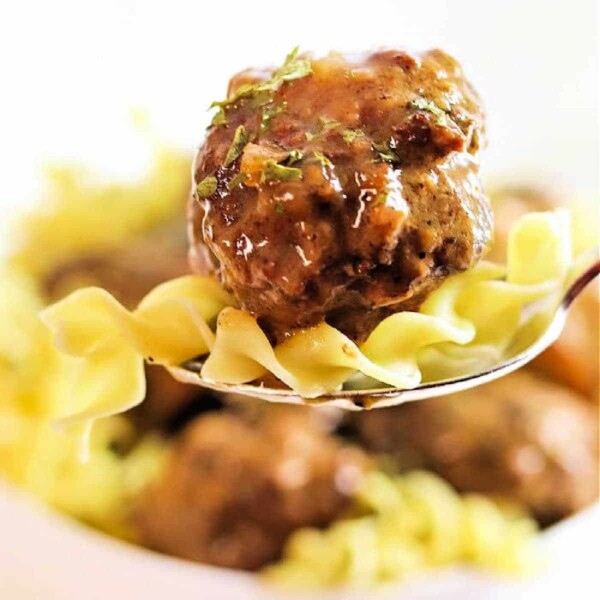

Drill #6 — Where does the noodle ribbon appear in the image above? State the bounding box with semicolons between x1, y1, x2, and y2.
41;211;575;447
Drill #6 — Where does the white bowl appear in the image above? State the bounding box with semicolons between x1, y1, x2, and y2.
1;479;597;600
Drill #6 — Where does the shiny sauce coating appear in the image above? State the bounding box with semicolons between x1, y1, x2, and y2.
189;48;492;342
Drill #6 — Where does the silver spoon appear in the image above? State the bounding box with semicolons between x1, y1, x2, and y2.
169;254;599;410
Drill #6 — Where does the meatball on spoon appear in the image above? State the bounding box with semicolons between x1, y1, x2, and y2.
176;48;599;408
189;49;492;341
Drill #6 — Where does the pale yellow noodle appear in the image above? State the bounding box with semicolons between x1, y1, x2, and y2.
40;210;580;452
264;470;540;587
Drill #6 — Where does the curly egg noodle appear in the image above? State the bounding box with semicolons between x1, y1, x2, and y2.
41;210;578;449
0;271;166;537
265;471;539;587
0;142;183;533
0;137;586;585
10;144;190;278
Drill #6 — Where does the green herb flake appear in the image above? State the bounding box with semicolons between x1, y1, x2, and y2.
210;82;256;109
313;151;333;168
275;202;286;213
271;46;313;84
226;172;247;191
373;141;398;163
285;149;304;165
319;117;341;132
249;90;273;109
262;161;303;182
210;47;312;110
211;107;227;126
260;102;287;133
224;126;250;166
410;98;448;123
342;129;364;144
196;176;218;198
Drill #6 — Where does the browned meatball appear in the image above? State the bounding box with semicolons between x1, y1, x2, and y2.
43;220;191;309
355;370;598;525
189;49;492;341
135;407;368;570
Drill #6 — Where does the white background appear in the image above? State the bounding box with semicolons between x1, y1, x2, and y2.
0;0;597;215
0;1;598;599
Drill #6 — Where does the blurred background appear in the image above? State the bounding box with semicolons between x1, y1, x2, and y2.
0;1;597;599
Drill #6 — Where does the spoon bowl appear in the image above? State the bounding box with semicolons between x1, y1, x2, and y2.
169;255;599;410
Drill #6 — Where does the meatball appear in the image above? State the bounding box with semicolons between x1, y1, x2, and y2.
189;48;492;341
355;370;598;525
135;407;368;570
43;220;191;309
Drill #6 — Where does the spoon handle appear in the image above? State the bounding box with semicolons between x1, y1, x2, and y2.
563;248;600;309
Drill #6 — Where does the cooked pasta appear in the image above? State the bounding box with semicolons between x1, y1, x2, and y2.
10;144;190;278
0;269;167;538
3;141;579;587
264;470;539;587
40;210;582;452
1;141;183;535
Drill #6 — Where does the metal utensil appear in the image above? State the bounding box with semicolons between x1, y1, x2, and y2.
169;255;599;410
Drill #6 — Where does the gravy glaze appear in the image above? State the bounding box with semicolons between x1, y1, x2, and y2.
189;48;492;342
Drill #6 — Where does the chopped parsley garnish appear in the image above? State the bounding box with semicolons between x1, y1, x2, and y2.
373;141;398;163
262;161;303;182
196;176;218;198
285;149;304;165
224;126;250;166
303;120;341;143
319;117;341;132
272;46;312;84
210;47;312;111
275;202;286;213
313;151;333;168
410;98;448;123
342;129;364;144
211;107;227;126
226;172;247;191
260;102;287;133
210;81;254;110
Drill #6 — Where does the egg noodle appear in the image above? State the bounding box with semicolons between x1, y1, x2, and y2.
0;270;540;582
0;270;167;539
1;143;591;585
0;141;186;536
10;138;190;279
265;470;539;587
41;209;580;453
